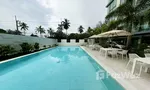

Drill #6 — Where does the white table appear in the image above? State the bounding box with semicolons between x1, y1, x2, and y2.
131;58;150;74
100;48;122;58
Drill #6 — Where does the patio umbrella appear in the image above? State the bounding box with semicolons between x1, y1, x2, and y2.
89;35;100;39
98;30;131;37
97;30;131;48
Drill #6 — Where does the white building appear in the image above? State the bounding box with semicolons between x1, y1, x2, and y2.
106;0;149;32
106;0;126;14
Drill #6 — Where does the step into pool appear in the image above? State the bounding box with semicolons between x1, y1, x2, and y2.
0;46;124;90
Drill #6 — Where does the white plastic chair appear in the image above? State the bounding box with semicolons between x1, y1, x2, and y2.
138;63;150;76
117;50;128;60
138;53;150;76
94;44;102;51
108;50;118;59
126;54;146;76
126;54;140;68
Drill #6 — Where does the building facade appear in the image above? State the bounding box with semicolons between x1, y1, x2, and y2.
106;0;150;55
106;0;150;33
106;0;125;14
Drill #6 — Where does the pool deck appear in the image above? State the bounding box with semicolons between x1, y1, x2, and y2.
81;46;150;90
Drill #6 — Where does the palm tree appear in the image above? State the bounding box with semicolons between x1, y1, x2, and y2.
47;28;54;37
36;26;45;37
62;19;70;36
87;27;93;34
106;0;150;32
57;23;63;32
78;25;84;34
56;24;65;39
19;22;29;35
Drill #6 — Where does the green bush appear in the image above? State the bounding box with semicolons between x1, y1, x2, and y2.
53;44;58;47
136;43;148;57
34;43;39;50
0;28;7;33
48;45;52;48
20;42;33;53
0;45;15;56
43;45;46;49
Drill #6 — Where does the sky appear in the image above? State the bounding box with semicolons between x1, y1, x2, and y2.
0;0;108;35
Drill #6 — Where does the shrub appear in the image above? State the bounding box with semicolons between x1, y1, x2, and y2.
34;43;39;50
0;28;7;33
55;44;58;46
136;43;148;57
20;42;33;53
48;45;52;48
52;44;58;47
43;45;46;49
0;45;15;56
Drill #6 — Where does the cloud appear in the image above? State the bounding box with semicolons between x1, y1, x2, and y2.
0;0;51;35
0;0;107;34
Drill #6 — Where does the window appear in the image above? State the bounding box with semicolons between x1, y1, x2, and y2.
58;39;61;42
76;39;79;43
108;0;117;13
120;0;125;5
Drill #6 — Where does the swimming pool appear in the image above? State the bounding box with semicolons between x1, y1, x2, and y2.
0;46;124;90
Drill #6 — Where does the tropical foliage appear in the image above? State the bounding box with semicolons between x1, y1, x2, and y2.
30;33;38;37
20;42;34;53
57;23;64;31
0;45;15;56
47;28;54;37
0;28;7;33
43;45;46;49
84;21;110;36
62;19;70;36
106;0;150;32
78;25;84;34
36;26;45;37
19;21;29;35
34;43;40;50
0;43;56;61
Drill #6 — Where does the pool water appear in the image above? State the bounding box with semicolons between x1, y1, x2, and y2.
0;47;124;90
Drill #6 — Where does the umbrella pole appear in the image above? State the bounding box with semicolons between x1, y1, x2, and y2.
126;35;132;49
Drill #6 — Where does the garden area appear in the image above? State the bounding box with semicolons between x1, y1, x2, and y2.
0;42;58;61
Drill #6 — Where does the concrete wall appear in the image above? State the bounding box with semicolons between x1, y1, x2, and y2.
57;39;85;46
0;34;57;50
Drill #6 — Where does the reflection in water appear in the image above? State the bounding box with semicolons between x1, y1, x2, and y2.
68;48;71;52
88;57;101;72
48;55;60;63
61;55;70;64
49;47;86;64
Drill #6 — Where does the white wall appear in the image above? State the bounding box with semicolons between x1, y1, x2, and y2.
57;39;85;46
0;34;57;50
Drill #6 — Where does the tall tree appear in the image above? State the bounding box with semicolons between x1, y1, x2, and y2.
78;25;84;34
55;24;65;39
87;27;94;35
62;19;70;36
57;23;63;32
19;22;29;35
47;28;54;37
36;26;45;37
100;23;109;33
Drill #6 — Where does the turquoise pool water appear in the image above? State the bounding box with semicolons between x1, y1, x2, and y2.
0;47;124;90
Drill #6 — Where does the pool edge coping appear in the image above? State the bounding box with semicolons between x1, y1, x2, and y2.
80;46;137;90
